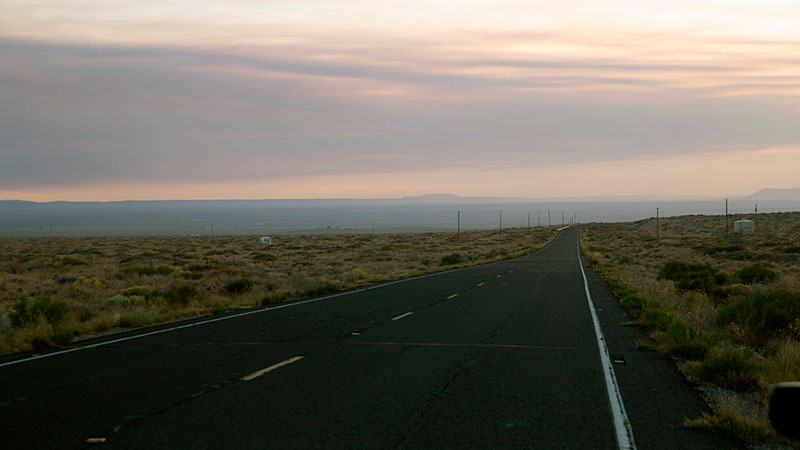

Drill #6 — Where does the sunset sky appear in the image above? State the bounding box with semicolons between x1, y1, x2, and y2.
2;0;799;201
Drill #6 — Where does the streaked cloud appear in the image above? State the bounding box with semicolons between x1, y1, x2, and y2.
1;1;799;199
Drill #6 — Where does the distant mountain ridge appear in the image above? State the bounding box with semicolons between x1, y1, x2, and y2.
747;188;800;200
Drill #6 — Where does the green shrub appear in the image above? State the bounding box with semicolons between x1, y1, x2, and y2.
641;309;674;331
440;253;462;266
658;261;728;295
211;302;227;315
224;278;254;295
162;284;198;306
660;320;708;360
122;285;153;299
735;263;777;284
299;281;340;297
672;340;709;361
262;291;290;305
619;295;652;316
717;291;798;344
685;347;760;391
51;327;76;345
727;252;755;261
117;314;153;328
73;276;102;288
706;244;744;255
10;297;68;328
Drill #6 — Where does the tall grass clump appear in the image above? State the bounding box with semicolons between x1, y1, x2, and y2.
10;297;68;328
717;291;798;345
684;347;761;391
224;278;253;295
161;284;198;306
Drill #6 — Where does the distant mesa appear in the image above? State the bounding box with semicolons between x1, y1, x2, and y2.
748;188;800;201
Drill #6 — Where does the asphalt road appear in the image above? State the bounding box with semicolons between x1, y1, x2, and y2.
0;228;743;449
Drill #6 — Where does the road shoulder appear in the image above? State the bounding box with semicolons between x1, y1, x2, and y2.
580;258;745;450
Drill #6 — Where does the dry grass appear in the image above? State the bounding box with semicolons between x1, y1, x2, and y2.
0;227;556;354
581;211;800;446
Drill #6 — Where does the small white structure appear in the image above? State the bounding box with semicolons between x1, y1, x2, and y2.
259;236;272;245
733;219;754;235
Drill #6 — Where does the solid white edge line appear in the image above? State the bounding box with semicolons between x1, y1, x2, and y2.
1;229;571;369
577;231;636;450
391;312;414;321
241;356;304;381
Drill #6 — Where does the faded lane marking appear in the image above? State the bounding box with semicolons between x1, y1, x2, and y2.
391;312;414;321
347;341;577;350
447;294;459;299
241;356;304;381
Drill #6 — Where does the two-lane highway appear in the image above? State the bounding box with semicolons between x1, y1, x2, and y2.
0;228;741;449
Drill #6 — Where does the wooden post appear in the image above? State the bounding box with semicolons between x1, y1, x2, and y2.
656;207;659;240
561;211;564;225
548;210;551;227
725;198;729;243
537;212;540;227
499;211;502;230
528;213;530;231
457;210;461;241
755;203;758;236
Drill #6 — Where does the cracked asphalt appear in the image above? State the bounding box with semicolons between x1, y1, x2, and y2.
0;228;743;449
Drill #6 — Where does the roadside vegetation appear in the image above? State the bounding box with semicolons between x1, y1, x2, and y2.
0;227;556;354
580;211;800;446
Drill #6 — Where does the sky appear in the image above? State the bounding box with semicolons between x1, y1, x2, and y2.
1;0;799;201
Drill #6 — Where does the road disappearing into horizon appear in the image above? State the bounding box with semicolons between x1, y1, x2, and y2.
0;228;742;449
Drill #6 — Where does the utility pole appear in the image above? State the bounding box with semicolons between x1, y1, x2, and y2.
561;211;564;225
527;213;530;231
548;210;551;227
457;210;461;241
499;211;502;230
725;198;729;243
656;207;659;240
537;212;540;227
754;204;758;236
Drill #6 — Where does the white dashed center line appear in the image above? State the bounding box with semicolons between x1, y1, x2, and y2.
242;356;304;381
447;294;459;299
391;312;414;321
478;282;485;287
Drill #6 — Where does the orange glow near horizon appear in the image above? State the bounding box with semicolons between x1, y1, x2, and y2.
3;147;798;202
